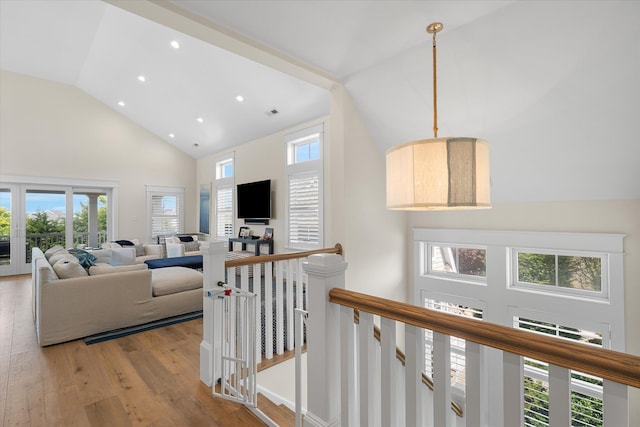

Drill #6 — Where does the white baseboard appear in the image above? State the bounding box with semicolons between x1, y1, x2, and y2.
257;385;305;414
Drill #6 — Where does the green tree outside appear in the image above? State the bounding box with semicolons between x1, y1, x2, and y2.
0;207;10;236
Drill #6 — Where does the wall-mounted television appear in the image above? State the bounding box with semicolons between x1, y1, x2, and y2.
237;179;271;222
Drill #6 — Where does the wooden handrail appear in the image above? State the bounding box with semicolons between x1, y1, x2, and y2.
225;243;343;268
331;288;640;388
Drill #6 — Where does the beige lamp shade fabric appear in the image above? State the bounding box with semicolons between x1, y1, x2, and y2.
386;137;491;210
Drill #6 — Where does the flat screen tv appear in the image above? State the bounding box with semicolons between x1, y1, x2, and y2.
237;179;271;220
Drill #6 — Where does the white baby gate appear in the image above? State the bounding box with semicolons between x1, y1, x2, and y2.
206;285;258;406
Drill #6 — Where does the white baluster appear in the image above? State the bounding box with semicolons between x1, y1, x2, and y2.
548;364;571;425
381;317;397;426
433;331;452;427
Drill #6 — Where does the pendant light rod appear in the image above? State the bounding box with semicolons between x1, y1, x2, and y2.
427;22;443;138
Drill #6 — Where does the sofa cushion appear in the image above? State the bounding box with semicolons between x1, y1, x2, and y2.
89;263;148;275
53;260;89;278
48;250;71;265
45;246;66;261
90;249;112;264
134;244;145;257
183;241;200;252
111;247;136;266
179;235;194;242
52;254;78;265
114;239;135;247
151;267;203;297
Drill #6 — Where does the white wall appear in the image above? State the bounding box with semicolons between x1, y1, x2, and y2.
198;84;408;303
197;117;326;253
0;70;198;241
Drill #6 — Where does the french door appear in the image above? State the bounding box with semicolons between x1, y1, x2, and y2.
0;181;113;276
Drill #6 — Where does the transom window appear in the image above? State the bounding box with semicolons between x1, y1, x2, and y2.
428;244;487;279
216;158;233;179
512;249;607;300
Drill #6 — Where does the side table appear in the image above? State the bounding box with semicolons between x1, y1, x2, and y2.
228;238;274;256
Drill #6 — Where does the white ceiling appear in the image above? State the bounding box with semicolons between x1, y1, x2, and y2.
2;1;639;202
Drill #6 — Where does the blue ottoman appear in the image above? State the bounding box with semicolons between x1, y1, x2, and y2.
145;255;203;270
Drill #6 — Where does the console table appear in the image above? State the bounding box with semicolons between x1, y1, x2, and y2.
228;238;274;256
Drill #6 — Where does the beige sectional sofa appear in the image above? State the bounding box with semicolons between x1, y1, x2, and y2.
32;247;204;346
101;239;163;264
165;235;205;258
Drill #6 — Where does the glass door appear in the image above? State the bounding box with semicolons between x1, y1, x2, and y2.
0;185;63;275
0;180;114;277
0;186;18;275
72;190;108;249
24;188;67;266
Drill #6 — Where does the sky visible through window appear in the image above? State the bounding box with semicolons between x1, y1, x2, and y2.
0;192;106;214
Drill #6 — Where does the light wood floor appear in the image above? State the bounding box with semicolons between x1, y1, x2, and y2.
0;274;269;427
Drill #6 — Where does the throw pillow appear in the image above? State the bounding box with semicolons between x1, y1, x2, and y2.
90;249;112;264
53;260;88;279
52;254;78;265
68;248;97;269
48;250;71;265
178;235;194;242
114;239;135;246
111;247;136;266
134;244;145;257
89;264;148;275
44;245;65;260
184;241;200;252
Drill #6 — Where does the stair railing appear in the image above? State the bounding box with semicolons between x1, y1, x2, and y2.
301;252;640;427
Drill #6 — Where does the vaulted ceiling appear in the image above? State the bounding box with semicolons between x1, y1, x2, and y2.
2;1;639;203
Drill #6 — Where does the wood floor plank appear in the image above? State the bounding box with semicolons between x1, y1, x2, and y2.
0;354;9;424
85;395;133;427
65;339;116;407
4;350;46;426
39;342;91;426
93;339;170;426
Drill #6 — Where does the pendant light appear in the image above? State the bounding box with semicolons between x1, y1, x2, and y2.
386;22;491;210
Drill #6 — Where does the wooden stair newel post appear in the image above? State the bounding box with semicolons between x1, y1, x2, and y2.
303;253;347;427
200;240;227;386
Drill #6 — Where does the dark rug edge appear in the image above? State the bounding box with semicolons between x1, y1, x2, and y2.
83;310;203;345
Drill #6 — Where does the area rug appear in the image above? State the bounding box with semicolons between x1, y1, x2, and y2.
83;311;203;345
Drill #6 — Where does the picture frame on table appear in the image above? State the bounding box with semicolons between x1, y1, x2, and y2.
263;228;273;240
239;226;250;238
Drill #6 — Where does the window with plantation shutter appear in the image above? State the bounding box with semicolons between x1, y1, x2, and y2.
146;186;184;242
216;185;233;238
215;153;234;240
288;172;320;247
285;123;323;250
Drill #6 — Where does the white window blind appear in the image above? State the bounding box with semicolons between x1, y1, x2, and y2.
150;194;181;239
146;186;184;242
216;185;233;238
288;171;320;248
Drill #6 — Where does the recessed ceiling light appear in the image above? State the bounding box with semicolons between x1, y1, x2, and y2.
197;117;204;123
236;95;244;102
170;40;180;49
168;133;175;138
117;101;125;107
137;75;146;83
